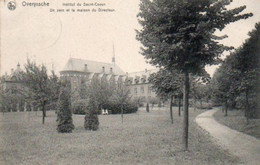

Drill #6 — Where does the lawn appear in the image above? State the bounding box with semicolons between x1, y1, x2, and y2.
0;107;238;165
214;108;260;139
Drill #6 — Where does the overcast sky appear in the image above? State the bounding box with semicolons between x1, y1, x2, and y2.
1;0;260;76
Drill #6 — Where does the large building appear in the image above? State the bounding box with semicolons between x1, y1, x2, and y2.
0;64;29;112
60;58;158;103
60;58;126;91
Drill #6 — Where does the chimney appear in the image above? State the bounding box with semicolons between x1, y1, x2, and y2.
11;68;14;74
84;64;88;72
145;68;147;73
110;67;113;73
102;66;105;72
17;63;20;69
126;72;128;76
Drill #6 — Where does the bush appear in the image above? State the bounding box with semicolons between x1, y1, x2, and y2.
193;102;213;110
72;99;89;115
103;101;138;114
57;87;75;133
84;100;99;131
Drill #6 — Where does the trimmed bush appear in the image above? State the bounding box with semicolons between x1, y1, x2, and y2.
72;99;89;115
84;100;99;131
57;87;75;133
103;101;138;114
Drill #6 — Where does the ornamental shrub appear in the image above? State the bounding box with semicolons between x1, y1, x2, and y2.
84;100;99;131
56;86;75;133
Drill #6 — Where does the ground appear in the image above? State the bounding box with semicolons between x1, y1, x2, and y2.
214;109;260;139
0;107;238;165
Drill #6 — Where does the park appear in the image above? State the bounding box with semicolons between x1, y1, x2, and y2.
1;0;260;164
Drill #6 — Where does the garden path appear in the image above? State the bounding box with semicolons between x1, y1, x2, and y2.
195;109;260;165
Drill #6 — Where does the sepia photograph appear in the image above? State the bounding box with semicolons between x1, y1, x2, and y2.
0;0;260;164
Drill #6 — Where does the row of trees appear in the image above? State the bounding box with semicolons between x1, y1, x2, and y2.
211;23;260;122
137;0;252;150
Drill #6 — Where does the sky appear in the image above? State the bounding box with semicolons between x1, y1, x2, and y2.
1;0;260;76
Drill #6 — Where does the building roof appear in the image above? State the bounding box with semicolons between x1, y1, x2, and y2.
4;63;23;81
127;69;159;78
61;58;125;75
126;69;159;84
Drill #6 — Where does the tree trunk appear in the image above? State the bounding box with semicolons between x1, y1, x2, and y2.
200;99;202;109
178;96;181;116
121;104;124;124
193;98;196;112
170;95;173;124
42;102;46;124
224;100;228;117
183;71;189;151
245;90;249;124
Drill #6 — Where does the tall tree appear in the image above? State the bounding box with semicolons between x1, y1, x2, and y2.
56;84;75;133
137;0;252;150
23;60;51;124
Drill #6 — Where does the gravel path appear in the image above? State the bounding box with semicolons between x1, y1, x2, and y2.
195;109;260;165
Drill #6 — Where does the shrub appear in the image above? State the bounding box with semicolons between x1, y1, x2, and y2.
84;100;99;131
72;99;89;115
193;102;213;110
57;86;75;133
103;101;138;114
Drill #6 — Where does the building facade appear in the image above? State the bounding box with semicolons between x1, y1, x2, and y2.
0;64;29;112
125;69;158;103
60;58;158;104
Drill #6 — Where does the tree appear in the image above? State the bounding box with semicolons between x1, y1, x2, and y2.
23;60;52;124
56;85;75;133
109;82;131;124
149;69;182;123
84;98;99;131
212;23;260;121
137;0;252;150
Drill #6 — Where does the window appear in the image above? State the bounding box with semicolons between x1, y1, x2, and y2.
134;87;137;94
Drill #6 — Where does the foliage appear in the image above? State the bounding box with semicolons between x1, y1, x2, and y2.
137;0;252;149
88;77;137;115
56;85;75;133
22;59;56;124
103;101;138;114
132;96;146;107
149;69;183;99
84;99;99;131
72;99;89;115
212;22;260;119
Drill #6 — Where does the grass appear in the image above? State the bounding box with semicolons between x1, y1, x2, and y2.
214;108;260;139
0;107;238;165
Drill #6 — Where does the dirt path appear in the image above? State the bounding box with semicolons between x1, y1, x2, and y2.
195;109;260;165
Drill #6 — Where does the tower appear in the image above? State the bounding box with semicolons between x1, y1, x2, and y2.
112;43;115;66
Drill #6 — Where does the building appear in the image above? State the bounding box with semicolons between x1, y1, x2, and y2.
60;58;126;92
0;64;29;112
125;69;158;103
60;58;159;104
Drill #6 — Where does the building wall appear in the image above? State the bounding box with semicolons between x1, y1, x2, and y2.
127;83;157;103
